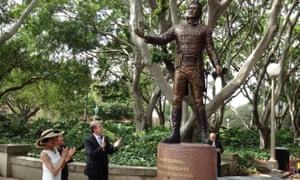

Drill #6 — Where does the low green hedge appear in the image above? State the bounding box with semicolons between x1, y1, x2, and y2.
1;114;299;173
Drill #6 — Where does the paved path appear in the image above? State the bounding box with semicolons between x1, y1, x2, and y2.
0;176;288;180
219;177;284;180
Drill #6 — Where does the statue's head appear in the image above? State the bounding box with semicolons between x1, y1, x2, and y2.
187;1;202;20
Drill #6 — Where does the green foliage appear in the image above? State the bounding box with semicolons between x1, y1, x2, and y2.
150;47;174;64
276;130;294;146
95;80;132;104
0;113;29;140
234;149;269;175
97;103;134;120
152;0;169;23
0;1;11;24
110;126;169;166
221;128;300;175
220;128;259;148
0;112;170;166
1;114;300;173
0;0;96;121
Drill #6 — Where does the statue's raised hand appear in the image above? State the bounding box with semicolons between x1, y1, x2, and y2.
134;28;145;38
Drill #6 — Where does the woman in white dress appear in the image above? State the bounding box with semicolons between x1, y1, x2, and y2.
35;129;74;180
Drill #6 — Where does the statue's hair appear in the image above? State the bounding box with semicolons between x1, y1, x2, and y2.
189;0;202;10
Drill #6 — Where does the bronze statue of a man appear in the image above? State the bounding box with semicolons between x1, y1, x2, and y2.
135;1;222;143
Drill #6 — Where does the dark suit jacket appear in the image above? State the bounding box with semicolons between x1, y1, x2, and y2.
208;140;224;164
84;135;117;179
209;139;224;176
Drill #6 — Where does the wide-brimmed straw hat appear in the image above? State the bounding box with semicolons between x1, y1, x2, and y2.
35;129;63;148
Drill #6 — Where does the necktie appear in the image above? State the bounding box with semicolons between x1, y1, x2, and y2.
98;136;102;146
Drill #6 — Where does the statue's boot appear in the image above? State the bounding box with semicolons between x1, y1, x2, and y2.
162;108;182;143
197;108;209;144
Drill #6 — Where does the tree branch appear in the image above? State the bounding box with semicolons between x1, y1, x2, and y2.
206;0;282;117
207;0;233;29
96;27;135;50
0;0;38;44
0;77;41;99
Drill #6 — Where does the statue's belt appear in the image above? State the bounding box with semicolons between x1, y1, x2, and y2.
181;54;202;66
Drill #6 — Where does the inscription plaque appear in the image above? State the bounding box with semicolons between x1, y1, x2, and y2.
157;143;217;180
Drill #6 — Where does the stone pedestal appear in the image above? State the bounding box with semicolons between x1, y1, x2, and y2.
157;143;217;180
0;144;31;177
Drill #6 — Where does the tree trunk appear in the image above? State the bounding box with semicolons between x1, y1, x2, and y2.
286;81;300;137
129;0;147;131
132;55;147;131
259;127;270;149
145;87;161;128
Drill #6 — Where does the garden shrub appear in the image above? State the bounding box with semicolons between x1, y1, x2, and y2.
0;113;29;142
1;114;299;173
97;103;133;120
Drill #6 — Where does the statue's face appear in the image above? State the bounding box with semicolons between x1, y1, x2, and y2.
187;3;201;19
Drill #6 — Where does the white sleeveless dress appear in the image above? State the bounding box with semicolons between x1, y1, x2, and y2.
41;148;62;180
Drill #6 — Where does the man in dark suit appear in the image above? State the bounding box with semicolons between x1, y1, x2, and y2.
208;132;224;177
84;120;121;180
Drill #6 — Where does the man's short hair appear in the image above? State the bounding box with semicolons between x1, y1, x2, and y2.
89;120;101;133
